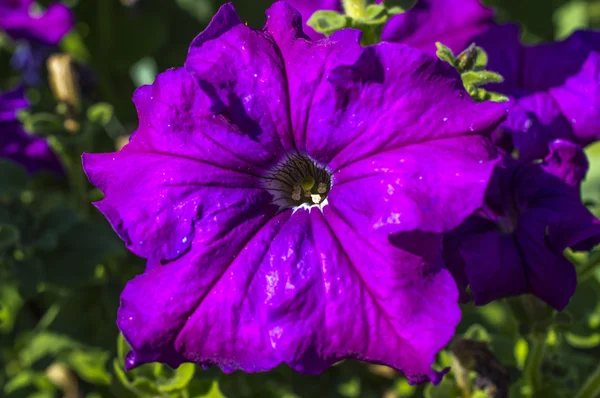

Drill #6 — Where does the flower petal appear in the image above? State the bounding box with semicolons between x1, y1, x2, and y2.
381;0;495;55
517;217;577;310
264;30;506;167
330;135;497;234
0;87;62;174
83;67;277;262
184;3;294;154
119;208;460;384
276;0;343;40
549;52;600;145
0;2;74;45
503;92;574;162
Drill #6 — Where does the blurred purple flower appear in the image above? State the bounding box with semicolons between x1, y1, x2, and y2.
0;0;74;45
1;0;75;85
444;140;600;310
0;87;63;174
83;2;506;383
381;0;600;162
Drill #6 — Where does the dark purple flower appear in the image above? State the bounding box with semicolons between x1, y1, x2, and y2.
0;87;62;174
0;0;74;45
381;0;600;162
444;140;600;310
82;2;506;383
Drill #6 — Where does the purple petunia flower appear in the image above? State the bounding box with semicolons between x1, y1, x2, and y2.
381;0;600;162
82;2;506;384
0;0;73;45
444;140;600;310
0;87;63;174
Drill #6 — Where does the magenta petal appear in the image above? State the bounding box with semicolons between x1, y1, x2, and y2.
276;0;342;39
550;52;600;145
0;2;73;45
272;38;505;168
82;67;277;262
119;207;459;384
331;135;497;234
381;0;495;54
461;230;528;306
185;3;294;154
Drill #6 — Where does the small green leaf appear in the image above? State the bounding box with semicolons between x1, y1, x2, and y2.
0;283;23;334
132;377;160;395
307;10;349;36
463;324;491;342
456;44;489;72
484;91;510;103
130;57;158;88
113;358;133;388
66;350;112;385
566;332;600;349
157;363;195;392
364;5;388;24
424;377;460;398
188;380;225;398
87;103;115;127
461;70;504;87
117;333;130;365
435;42;456;67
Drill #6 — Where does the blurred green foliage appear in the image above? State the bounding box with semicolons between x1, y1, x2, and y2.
2;0;600;397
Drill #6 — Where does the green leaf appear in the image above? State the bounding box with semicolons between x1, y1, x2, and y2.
0;283;23;334
87;103;115;127
456;44;489;72
0;224;19;251
461;70;504;87
364;5;389;24
463;324;491;342
113;358;133;389
424;377;460;398
307;10;350;36
0;159;30;197
188;381;226;398
117;333;130;365
19;332;78;367
565;332;600;349
65;350;112;385
157;363;195;392
435;42;456;67
130;57;158;88
384;0;417;12
484;91;510;103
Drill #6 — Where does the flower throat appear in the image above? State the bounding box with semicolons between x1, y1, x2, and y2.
264;154;332;210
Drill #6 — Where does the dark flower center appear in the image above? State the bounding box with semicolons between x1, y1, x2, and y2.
264;154;332;210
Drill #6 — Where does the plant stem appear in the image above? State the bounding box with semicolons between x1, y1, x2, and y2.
342;0;367;19
523;334;546;395
575;362;600;398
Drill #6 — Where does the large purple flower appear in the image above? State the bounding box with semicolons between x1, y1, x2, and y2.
0;0;73;45
0;87;62;174
83;2;506;384
381;0;600;162
444;140;600;310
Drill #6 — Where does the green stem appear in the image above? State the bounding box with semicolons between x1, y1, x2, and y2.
575;362;600;398
342;0;367;19
523;335;546;395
